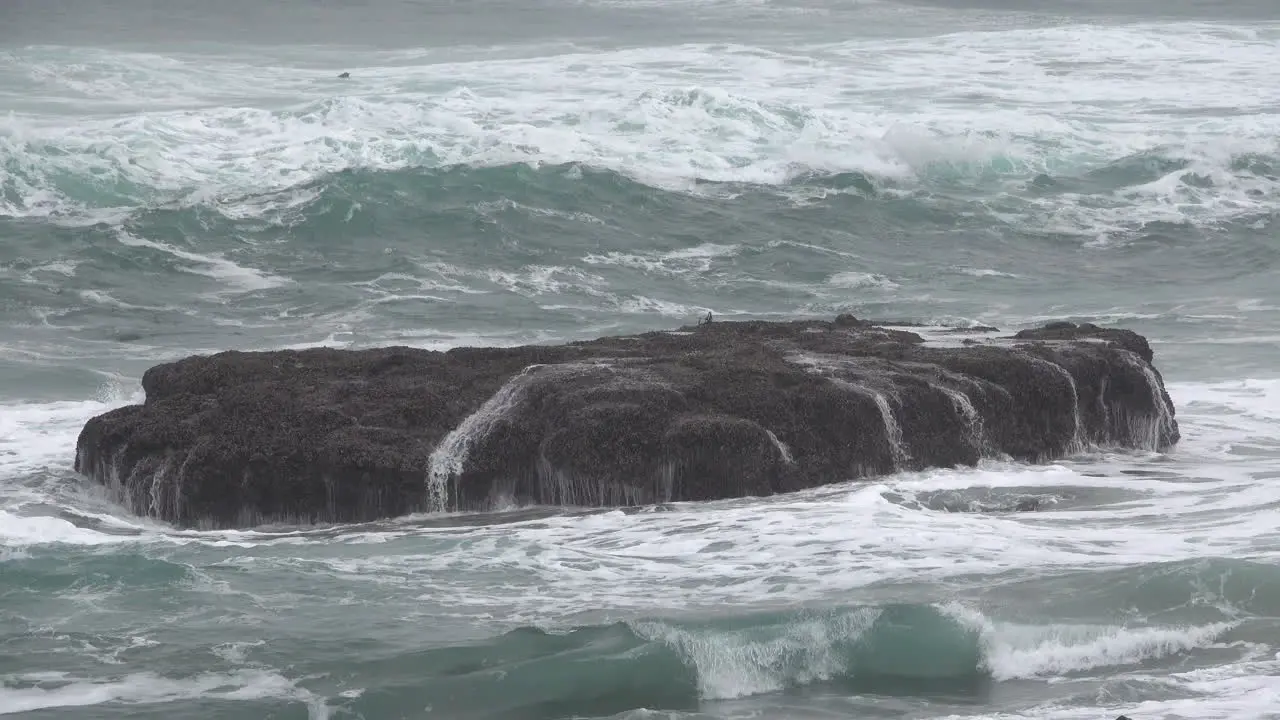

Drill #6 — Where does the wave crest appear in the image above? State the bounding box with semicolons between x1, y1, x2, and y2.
307;602;1236;719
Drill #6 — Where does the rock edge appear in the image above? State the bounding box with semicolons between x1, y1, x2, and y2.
75;317;1179;529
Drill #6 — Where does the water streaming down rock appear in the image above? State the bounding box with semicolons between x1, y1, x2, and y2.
934;385;987;456
149;453;182;521
427;363;551;512
1020;353;1085;455
858;384;911;470
786;354;910;472
765;430;796;465
73;317;1181;528
1113;350;1180;452
533;450;677;507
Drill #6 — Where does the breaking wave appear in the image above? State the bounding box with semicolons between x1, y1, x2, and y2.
4;18;1280;240
0;597;1238;719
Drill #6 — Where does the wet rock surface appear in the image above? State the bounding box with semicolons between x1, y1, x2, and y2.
75;316;1180;528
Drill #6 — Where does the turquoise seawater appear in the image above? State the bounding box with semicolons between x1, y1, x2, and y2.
2;0;1279;717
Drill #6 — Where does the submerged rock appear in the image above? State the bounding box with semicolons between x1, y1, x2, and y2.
74;317;1180;529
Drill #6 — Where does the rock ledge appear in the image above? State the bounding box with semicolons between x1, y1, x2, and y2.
75;317;1179;528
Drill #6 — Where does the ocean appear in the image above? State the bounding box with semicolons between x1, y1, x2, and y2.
2;0;1279;717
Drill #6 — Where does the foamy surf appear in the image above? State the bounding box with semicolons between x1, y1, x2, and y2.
2;22;1278;242
4;379;1277;610
0;669;327;716
3;0;1279;717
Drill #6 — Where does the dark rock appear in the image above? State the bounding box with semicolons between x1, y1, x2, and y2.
74;318;1181;529
1014;320;1154;362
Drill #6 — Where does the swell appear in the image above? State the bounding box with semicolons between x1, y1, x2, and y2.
6;159;1278;261
5;546;1264;688
3;143;1279;241
4;15;1278;245
3;540;1276;716
152;602;1238;719
1;161;1277;415
4;162;1268;299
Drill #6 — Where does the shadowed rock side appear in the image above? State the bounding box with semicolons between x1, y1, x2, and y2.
74;317;1180;529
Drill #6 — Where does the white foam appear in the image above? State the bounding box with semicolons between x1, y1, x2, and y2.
826;271;900;290
277;375;1279;617
211;640;265;664
0;669;326;716
2;23;1277;238
581;243;740;276
974;615;1236;681
0;382;157;546
931;660;1280;720
632;603;1234;701
632;609;878;700
115;231;291;295
3;357;1279;670
410;259;717;318
953;267;1018;278
0;386;141;480
0;511;127;547
427;364;568;511
414;262;608;300
611;295;708;317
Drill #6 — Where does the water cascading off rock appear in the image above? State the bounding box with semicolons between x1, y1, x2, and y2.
73;317;1180;529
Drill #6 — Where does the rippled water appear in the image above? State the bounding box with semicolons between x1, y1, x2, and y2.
2;0;1279;717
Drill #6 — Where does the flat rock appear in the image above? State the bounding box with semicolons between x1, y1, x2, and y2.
74;316;1180;529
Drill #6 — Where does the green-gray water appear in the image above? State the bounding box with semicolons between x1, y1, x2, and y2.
2;0;1279;717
